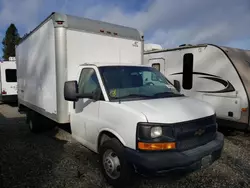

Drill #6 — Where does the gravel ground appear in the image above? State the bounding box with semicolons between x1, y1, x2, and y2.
0;104;250;188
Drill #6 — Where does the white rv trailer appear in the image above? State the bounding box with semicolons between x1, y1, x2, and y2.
16;12;224;187
0;58;17;103
144;43;250;131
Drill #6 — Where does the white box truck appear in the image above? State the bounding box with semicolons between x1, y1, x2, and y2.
16;12;224;188
0;58;17;103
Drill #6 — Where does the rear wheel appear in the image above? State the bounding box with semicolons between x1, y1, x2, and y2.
27;111;55;133
99;138;137;188
27;111;42;133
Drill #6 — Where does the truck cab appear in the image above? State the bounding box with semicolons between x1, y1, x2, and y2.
64;63;224;187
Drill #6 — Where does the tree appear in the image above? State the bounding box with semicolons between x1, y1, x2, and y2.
2;23;21;60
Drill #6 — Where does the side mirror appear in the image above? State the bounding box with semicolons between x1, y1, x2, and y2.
64;81;102;101
64;81;79;101
174;80;181;92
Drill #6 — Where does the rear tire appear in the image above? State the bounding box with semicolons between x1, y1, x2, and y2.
99;138;137;188
26;111;55;133
27;111;42;133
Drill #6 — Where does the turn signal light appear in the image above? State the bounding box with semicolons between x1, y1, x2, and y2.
242;108;247;112
138;142;176;151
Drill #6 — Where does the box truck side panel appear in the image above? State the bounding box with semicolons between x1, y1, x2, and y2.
66;30;142;113
66;29;142;81
16;19;57;119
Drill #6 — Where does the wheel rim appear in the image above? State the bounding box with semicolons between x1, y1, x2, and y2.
103;149;121;179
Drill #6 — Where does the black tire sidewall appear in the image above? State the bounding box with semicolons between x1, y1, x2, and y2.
99;138;136;188
27;111;42;133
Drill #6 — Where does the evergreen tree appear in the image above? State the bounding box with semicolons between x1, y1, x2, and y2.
2;24;21;60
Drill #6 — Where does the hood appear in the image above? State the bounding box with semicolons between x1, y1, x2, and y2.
121;97;215;124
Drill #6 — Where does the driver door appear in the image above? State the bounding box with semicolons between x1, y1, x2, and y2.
70;67;105;152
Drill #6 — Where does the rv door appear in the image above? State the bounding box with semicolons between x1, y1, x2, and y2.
148;58;165;73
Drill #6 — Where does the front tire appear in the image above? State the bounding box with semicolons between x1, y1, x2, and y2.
99;138;137;188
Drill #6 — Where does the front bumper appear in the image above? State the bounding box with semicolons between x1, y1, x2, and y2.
125;132;224;176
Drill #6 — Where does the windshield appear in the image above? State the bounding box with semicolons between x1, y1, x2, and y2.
98;66;183;101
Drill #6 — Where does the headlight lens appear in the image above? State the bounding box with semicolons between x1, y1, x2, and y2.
150;126;162;138
137;122;175;141
137;123;176;151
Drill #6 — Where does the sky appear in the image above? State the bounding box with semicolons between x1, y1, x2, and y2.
0;0;250;59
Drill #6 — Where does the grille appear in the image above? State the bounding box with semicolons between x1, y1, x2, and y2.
177;132;216;151
174;115;217;151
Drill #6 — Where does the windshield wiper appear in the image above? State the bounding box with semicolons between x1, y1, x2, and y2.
153;92;184;97
113;94;152;99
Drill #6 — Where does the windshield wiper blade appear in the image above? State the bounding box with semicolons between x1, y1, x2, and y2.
153;92;184;97
116;94;152;99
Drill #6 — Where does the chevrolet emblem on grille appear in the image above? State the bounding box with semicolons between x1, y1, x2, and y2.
194;128;205;136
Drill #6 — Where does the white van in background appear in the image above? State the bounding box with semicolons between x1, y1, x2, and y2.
0;57;17;103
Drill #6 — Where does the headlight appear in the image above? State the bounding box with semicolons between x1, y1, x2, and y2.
136;122;176;151
150;126;162;138
137;122;174;141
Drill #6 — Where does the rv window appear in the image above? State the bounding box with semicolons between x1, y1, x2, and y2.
5;69;17;82
152;63;160;81
182;53;193;90
152;63;160;71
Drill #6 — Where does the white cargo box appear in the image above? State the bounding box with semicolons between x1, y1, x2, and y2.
16;12;144;123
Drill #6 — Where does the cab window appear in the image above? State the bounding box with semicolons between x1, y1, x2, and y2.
78;68;104;100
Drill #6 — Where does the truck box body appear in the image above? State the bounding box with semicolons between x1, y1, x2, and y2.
0;61;17;102
16;12;144;124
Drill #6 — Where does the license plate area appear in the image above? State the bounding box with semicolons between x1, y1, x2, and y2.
201;155;212;169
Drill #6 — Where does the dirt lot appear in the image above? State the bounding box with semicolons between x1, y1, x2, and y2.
0;104;250;188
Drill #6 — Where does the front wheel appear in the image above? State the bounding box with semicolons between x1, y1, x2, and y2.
99;138;137;188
